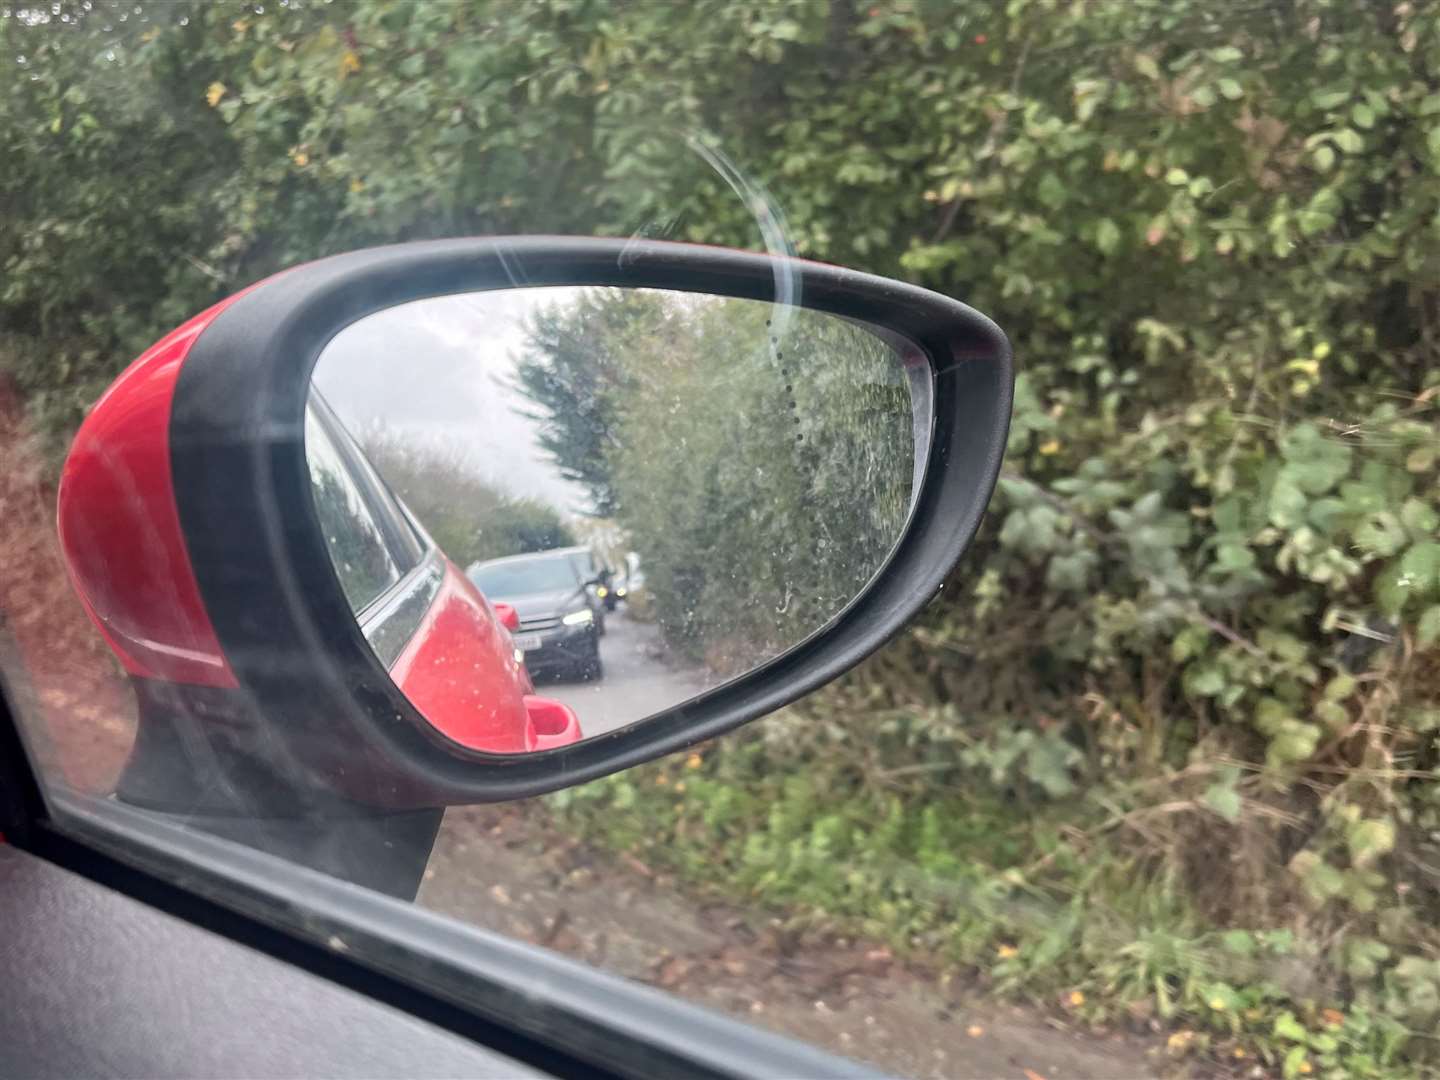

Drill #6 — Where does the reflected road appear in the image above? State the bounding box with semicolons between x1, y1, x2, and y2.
537;609;714;738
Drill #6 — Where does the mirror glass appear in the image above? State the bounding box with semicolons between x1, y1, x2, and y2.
306;287;930;753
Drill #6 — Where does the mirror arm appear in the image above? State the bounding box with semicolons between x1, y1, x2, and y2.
115;678;441;899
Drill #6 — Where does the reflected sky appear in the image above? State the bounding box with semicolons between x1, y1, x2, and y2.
313;288;593;515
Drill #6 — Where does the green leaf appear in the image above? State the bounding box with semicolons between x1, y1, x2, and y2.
1204;981;1242;1011
1133;53;1160;80
1332;128;1363;154
1036;173;1066;209
1221;929;1256;956
1316;700;1348;730
1375;561;1412;618
1400;497;1438;536
1399;542;1440;594
1215;543;1256;572
1312;144;1336;172
1323;674;1357;701
1292;850;1345;900
1185;664;1226;697
1354;512;1408;557
1346;818;1396;866
1045;550;1097;591
1269;477;1307;529
1203;781;1242;822
767;19;804;42
1311;88;1350;110
1281;426;1351;492
1418;605;1440;648
1095;217;1121;255
1408;443;1437;473
1217;78;1243;101
1345;938;1391;979
1273;1010;1309;1042
1267;720;1321;767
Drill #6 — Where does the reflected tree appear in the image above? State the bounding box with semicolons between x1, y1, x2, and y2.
515;290;914;672
359;427;576;567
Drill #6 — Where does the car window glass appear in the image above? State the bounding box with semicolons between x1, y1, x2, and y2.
470;558;581;596
305;408;403;613
6;5;1440;1080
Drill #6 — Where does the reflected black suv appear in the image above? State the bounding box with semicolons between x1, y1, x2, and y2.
467;551;603;682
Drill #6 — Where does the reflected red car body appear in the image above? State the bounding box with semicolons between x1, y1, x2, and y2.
56;282;580;755
389;560;580;752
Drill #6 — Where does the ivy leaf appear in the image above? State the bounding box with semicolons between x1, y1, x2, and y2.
1354;512;1408;557
1399;542;1440;595
1281;426;1351;493
1400;497;1439;536
1268;476;1307;529
1374;562;1411;618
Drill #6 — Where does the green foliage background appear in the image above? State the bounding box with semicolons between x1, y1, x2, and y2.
5;0;1440;1072
358;426;576;568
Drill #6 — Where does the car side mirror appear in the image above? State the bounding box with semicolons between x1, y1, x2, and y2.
56;237;1011;896
492;601;521;633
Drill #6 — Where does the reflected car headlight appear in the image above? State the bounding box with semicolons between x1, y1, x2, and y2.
562;608;594;626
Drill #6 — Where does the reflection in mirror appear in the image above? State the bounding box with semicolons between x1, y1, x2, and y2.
306;287;930;753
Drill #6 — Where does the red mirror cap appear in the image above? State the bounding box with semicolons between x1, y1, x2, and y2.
55;289;265;689
523;695;583;751
493;601;520;633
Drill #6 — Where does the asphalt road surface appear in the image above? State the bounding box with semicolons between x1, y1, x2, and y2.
536;609;715;738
